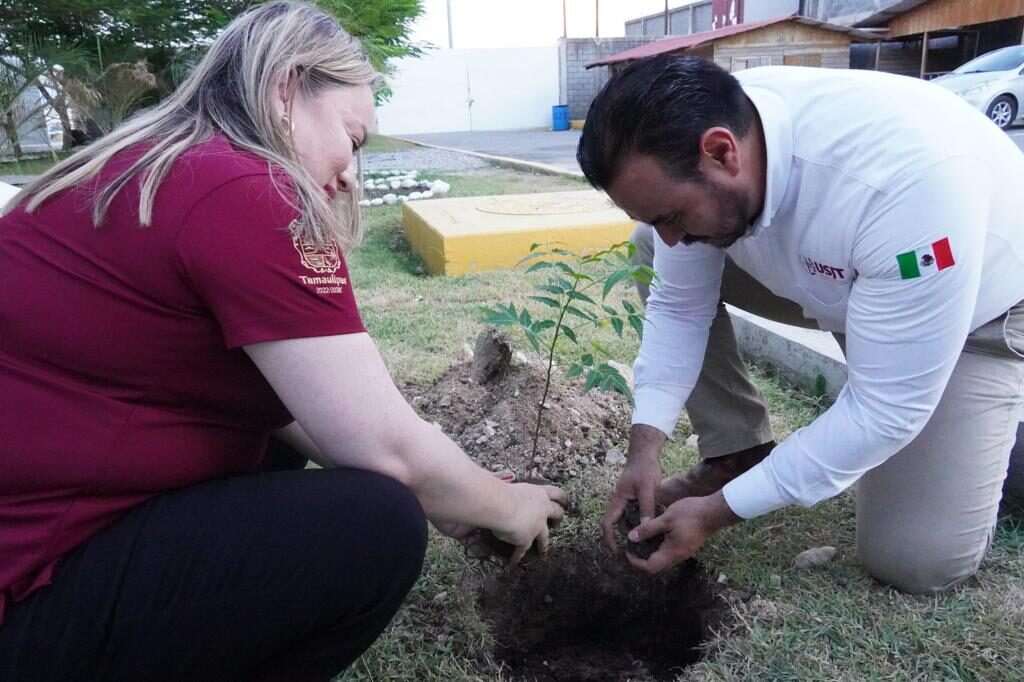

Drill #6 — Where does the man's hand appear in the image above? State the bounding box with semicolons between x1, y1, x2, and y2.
625;490;742;574
601;424;667;551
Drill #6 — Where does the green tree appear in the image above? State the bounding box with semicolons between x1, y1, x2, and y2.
282;0;427;101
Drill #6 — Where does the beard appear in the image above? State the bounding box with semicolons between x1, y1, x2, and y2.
681;180;752;249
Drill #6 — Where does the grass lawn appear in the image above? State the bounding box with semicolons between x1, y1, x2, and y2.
362;134;419;153
0;151;72;176
331;155;1024;681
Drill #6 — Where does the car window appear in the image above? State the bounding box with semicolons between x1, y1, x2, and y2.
954;46;1024;74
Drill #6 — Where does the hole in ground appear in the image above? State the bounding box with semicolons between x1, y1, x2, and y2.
478;546;723;681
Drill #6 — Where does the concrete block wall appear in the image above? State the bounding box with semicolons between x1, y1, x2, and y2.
561;37;658;120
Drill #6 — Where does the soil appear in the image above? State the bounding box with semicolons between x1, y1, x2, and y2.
478;537;724;682
624;499;665;560
409;339;632;483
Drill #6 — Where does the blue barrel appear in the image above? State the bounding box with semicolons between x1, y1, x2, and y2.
551;104;570;131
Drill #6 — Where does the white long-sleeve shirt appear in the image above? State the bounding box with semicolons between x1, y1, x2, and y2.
632;66;1024;519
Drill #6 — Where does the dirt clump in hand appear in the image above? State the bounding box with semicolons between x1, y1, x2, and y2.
623;499;664;560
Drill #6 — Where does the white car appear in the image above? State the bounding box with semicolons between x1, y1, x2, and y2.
933;45;1024;129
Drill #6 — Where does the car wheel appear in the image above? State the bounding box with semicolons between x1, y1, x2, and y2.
987;95;1017;129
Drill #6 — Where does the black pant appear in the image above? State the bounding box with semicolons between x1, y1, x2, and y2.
0;459;427;681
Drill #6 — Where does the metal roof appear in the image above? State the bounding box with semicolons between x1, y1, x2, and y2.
585;14;880;69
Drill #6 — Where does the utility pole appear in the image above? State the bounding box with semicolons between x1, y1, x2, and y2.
446;0;454;49
563;0;568;38
664;0;670;35
595;0;599;37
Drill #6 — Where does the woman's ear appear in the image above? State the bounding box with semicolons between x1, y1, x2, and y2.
273;70;298;119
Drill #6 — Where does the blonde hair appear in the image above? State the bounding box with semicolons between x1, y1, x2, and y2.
10;1;380;249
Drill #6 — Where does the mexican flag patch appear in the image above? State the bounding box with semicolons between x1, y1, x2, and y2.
896;237;955;280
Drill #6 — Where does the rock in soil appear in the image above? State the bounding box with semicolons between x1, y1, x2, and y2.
472;328;512;383
793;545;837;569
604;448;627;466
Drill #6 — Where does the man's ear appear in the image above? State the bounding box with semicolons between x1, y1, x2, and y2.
698;127;742;178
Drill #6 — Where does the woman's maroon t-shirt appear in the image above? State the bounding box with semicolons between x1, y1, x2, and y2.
0;135;365;623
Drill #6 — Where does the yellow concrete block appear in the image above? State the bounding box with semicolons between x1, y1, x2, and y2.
402;190;634;276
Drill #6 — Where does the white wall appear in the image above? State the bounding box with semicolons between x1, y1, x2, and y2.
375;46;560;134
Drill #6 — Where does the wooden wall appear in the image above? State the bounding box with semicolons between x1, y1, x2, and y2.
889;0;1024;38
711;22;853;71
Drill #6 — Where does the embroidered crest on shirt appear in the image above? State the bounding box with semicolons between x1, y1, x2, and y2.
292;230;341;274
800;255;847;281
895;237;955;280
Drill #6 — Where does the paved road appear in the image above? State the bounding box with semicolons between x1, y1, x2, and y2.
401;129;583;173
403;123;1024;171
1007;123;1024;152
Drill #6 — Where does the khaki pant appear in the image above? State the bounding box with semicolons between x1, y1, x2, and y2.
631;223;1024;593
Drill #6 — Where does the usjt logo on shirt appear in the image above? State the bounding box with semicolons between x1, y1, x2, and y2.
896;237;955;280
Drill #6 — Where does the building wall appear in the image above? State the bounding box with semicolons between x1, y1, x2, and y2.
888;0;1024;38
744;0;801;23
713;22;852;71
625;1;714;38
375;47;559;135
803;0;908;26
562;37;658;119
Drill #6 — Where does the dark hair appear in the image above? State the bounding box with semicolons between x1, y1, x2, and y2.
577;55;755;189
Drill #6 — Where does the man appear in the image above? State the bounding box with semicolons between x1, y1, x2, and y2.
578;55;1024;594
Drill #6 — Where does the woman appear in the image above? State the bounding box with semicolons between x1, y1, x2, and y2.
0;3;565;680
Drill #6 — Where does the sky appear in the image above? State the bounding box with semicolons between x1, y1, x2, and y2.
410;0;697;49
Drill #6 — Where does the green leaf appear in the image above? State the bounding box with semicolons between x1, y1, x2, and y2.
479;303;517;326
628;314;644;340
591;340;612;357
516;250;549;267
580;353;594;366
537;283;566;296
531;319;556;332
550;248;573;256
526;261;559;274
568;290;597;306
566;362;584;378
564;306;597;322
601;270;630;300
583;369;602;391
602;304;618;316
631;265;656;285
529;242;542;252
622;300;636;314
519;308;532;328
524;330;541;354
611;317;624;338
528;296;561;309
559;325;579;344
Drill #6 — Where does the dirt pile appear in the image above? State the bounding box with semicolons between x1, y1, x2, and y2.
411;336;632;482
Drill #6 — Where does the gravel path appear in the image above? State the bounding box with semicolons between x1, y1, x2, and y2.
360;147;491;173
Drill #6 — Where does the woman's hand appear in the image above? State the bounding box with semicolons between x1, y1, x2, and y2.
491;483;567;565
